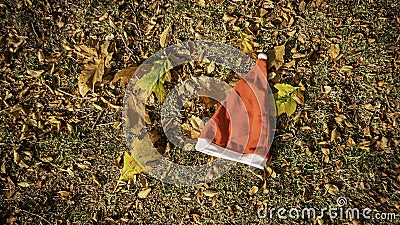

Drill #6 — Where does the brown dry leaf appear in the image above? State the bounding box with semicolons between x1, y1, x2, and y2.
330;128;340;141
266;166;277;178
26;69;44;78
189;115;204;136
92;174;101;188
58;191;71;197
6;34;27;52
292;88;305;105
299;1;306;11
325;184;339;195
112;65;138;87
13;149;29;168
267;44;285;70
249;186;259;195
328;44;340;59
222;13;236;23
6;176;15;198
203;190;218;197
198;0;207;7
364;103;374;110
78;41;114;97
321;148;330;155
292;53;307;59
37;50;45;63
284;59;296;68
148;129;161;143
160;25;172;48
138;188;152;199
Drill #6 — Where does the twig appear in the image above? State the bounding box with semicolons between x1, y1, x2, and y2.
56;88;77;98
92;110;105;129
119;34;135;57
31;23;39;38
17;208;51;225
96;122;115;127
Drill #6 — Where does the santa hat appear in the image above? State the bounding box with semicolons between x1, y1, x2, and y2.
195;53;275;170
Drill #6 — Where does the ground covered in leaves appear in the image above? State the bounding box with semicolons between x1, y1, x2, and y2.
0;0;399;224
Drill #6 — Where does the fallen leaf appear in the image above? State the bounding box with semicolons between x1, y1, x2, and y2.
328;44;340;59
189;115;204;137
268;44;286;70
138;188;152;198
275;83;299;98
299;1;306;11
37;50;45;63
275;96;297;116
160;25;172;47
135;59;171;102
58;191;71;197
17;182;31;187
198;0;207;7
324;85;332;94
292;53;307;59
249;186;259;195
207;62;215;73
274;83;299;116
364;103;374;110
26;69;44;78
77;41;114;97
112;65;138;87
235;32;257;58
119;152;145;181
325;184;339;195
222;13;236;23
284;59;296;68
203;190;218;197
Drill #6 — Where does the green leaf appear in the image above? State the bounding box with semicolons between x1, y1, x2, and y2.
275;96;297;116
152;79;166;102
119;151;145;181
135;59;170;102
275;83;298;98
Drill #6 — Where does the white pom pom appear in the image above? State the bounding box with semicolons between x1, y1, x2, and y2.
258;53;268;60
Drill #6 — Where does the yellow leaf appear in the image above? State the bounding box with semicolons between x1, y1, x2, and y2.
138;188;152;198
275;96;297;116
267;44;285;70
135;59;170;102
119;152;145;181
17;182;31;187
160;25;172;47
235;32;256;58
274;83;300;116
275;83;298;98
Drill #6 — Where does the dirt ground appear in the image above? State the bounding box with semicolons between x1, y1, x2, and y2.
0;0;399;224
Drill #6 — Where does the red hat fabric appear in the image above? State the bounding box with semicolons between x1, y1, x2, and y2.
195;54;274;169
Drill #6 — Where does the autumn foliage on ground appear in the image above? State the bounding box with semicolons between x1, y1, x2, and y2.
0;0;399;224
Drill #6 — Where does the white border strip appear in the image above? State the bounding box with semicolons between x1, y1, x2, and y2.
195;138;267;169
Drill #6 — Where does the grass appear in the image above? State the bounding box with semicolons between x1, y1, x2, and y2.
0;0;399;224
